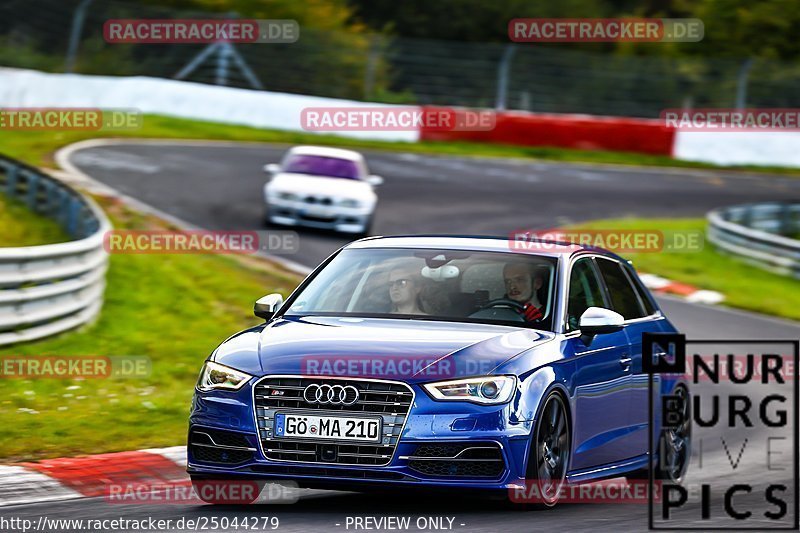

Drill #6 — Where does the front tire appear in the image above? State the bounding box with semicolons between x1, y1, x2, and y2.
523;391;571;508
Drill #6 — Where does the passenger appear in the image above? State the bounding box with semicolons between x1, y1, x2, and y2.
388;267;426;315
503;262;545;322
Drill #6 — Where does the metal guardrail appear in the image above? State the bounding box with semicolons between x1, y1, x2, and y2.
0;154;110;346
707;202;800;278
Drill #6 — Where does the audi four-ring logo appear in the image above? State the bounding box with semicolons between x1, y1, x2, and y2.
303;384;360;405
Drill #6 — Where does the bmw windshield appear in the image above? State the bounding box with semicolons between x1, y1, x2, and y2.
284;248;558;330
283;154;361;180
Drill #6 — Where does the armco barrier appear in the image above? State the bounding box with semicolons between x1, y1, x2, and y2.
0;155;110;346
707;203;800;278
420;108;676;156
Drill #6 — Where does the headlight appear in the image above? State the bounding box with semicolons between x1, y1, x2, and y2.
339;198;361;208
196;361;252;391
277;192;299;201
423;376;517;405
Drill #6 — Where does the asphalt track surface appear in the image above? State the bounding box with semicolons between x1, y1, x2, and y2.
4;142;800;532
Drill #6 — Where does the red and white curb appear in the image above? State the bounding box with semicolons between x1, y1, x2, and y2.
0;446;187;507
639;273;725;305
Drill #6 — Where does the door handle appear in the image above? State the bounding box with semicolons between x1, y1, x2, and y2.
619;356;632;369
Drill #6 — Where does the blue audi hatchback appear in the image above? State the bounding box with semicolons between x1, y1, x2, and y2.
188;236;689;506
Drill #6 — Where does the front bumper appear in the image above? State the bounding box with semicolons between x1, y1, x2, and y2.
265;198;373;234
188;378;533;491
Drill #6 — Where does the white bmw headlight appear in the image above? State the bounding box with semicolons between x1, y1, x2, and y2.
196;361;252;391
339;198;362;208
423;376;517;405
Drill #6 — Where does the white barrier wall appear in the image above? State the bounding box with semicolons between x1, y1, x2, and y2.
673;131;800;168
0;68;419;142
3;68;800;167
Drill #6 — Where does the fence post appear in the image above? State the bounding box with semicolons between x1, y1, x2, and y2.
495;44;516;111
364;35;380;100
734;58;754;110
65;0;95;73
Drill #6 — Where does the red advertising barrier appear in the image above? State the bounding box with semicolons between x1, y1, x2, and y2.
419;107;676;156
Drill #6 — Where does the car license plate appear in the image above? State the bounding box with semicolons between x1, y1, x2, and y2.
301;206;333;218
274;413;382;442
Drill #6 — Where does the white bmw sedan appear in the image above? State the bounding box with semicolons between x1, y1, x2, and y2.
263;146;383;235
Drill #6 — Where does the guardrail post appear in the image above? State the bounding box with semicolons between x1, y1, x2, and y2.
58;188;69;227
6;164;18;198
26;173;39;210
66;196;81;237
39;179;52;215
48;183;61;217
778;203;792;236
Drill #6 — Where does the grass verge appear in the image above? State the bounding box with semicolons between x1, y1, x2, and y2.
1;114;799;175
568;218;800;321
0;198;301;461
0;194;70;246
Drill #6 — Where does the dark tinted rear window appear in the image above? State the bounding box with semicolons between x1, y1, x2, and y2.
625;266;657;316
595;258;646;320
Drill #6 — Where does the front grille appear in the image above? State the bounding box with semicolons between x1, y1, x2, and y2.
254;376;414;466
406;442;505;478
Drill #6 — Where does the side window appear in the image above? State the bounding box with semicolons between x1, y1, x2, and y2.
625;266;657;316
567;258;606;331
596;258;646;320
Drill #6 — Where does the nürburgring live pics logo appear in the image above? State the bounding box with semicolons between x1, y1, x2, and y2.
644;333;798;530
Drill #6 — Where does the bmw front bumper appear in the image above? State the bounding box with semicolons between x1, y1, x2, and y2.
265;199;373;234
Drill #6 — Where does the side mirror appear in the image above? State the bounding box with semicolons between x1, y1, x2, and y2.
254;293;284;321
579;307;624;340
264;164;280;174
366;175;384;186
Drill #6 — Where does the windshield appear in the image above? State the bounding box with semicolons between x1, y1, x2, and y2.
283;154;361;180
284;248;558;330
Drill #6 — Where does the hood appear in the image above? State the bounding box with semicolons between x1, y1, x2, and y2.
268;173;374;200
212;316;555;384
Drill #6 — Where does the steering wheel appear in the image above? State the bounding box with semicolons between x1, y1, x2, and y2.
478;298;526;313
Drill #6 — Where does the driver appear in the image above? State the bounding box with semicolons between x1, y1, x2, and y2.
503;262;545;322
388;267;426;315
